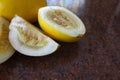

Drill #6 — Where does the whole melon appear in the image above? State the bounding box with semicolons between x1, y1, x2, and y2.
0;0;47;22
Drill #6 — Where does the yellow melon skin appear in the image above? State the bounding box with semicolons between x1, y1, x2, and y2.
0;0;46;22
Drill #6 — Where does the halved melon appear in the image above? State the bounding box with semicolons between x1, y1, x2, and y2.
38;6;86;42
0;17;15;64
9;16;60;56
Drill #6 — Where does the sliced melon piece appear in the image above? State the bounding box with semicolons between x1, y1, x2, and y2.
0;17;15;64
9;16;60;56
38;6;86;42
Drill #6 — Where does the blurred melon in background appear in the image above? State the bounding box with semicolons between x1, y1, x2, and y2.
47;0;86;16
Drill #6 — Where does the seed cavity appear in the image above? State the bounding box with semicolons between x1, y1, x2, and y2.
47;10;76;29
16;27;47;48
0;25;10;53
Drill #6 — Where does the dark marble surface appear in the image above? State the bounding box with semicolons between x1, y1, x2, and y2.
0;0;120;80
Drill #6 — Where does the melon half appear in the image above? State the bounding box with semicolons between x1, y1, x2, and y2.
38;6;86;42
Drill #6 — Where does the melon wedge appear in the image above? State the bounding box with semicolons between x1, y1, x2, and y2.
9;16;60;56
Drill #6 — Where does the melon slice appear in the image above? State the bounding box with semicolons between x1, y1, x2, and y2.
0;17;15;64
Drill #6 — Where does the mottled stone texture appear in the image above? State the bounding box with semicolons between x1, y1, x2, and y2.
0;0;120;80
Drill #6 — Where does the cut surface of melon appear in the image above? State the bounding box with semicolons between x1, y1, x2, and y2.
9;16;59;56
0;17;15;64
38;6;86;42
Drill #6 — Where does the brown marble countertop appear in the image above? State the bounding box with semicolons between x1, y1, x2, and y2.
0;0;120;80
